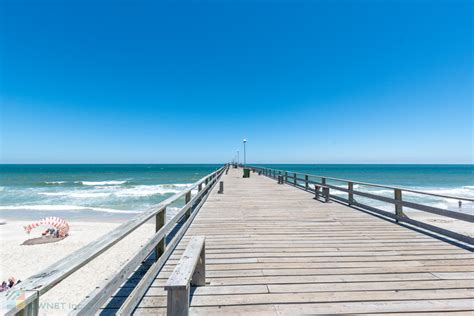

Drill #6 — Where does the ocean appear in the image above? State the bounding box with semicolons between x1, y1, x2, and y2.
0;164;221;221
0;164;473;221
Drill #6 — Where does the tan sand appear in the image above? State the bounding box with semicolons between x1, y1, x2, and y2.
0;220;155;315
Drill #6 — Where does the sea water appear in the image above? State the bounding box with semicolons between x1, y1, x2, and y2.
0;164;472;221
0;164;220;221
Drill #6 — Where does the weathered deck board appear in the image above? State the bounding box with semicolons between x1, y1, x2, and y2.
130;167;474;315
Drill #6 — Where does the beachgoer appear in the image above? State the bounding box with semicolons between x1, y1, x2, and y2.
8;277;16;288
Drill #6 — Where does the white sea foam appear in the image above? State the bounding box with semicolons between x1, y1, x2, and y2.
172;184;190;188
166;207;181;221
39;192;111;198
114;184;191;197
44;181;67;184
79;180;128;186
0;204;140;214
333;185;474;199
416;186;474;198
37;183;193;199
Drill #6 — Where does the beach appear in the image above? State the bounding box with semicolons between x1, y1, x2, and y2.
0;219;155;315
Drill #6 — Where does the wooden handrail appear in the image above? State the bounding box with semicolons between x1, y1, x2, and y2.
249;166;474;202
251;165;473;246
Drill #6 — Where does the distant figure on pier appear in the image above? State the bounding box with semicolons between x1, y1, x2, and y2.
458;201;462;208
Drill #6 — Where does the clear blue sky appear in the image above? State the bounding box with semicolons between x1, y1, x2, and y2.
0;0;472;164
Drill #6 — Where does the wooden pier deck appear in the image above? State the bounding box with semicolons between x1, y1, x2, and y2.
132;167;474;315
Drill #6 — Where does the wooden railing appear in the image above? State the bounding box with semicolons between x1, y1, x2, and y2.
0;165;227;316
249;165;474;246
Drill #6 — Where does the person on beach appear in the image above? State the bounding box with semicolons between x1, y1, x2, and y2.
0;277;21;292
8;277;16;288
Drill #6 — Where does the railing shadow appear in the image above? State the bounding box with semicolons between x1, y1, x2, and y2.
99;215;188;314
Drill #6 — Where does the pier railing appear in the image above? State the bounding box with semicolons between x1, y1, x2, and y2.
248;166;474;246
1;165;227;316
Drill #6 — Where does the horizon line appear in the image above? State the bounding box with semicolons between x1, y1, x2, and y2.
0;162;473;165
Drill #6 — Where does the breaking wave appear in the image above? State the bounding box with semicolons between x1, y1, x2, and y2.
44;181;67;185
37;183;192;199
79;180;129;186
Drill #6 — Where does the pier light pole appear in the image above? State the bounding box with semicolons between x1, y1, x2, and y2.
243;139;247;165
237;151;239;165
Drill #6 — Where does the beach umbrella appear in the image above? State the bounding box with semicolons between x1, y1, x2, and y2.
24;217;70;237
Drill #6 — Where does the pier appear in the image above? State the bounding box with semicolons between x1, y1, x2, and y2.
2;166;473;315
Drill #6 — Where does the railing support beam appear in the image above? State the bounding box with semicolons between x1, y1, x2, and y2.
185;192;192;219
394;188;405;221
348;182;354;205
155;208;166;260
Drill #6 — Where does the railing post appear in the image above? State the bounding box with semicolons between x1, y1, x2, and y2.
218;181;224;194
321;177;326;185
348;182;354;205
394;188;405;221
285;172;288;183
305;175;309;190
294;173;297;185
155;208;166;260
185;191;192;219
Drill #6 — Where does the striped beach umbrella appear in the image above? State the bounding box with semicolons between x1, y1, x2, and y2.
24;217;70;237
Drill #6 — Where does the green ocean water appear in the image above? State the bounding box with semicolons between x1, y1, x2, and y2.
0;164;221;220
0;164;472;220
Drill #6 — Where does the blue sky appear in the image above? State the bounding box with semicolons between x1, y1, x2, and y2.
0;0;472;164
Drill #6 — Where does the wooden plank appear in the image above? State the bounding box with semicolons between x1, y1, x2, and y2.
268;279;474;293
274;299;474;314
138;289;474;307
